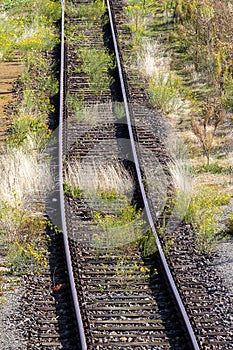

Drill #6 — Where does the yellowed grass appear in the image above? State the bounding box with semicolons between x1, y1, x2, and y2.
65;159;134;196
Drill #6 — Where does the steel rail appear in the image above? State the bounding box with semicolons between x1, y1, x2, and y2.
106;1;200;349
59;1;87;349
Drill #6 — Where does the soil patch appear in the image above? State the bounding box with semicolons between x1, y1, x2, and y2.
0;61;23;143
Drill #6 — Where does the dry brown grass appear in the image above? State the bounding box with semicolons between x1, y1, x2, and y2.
0;148;53;209
65;158;134;197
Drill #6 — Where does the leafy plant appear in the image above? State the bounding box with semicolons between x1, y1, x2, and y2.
65;93;84;115
7;241;47;275
63;182;82;198
226;213;233;234
77;47;115;94
138;229;157;257
97;190;119;201
184;186;231;253
148;72;183;113
92;204;144;253
7;114;51;151
195;163;225;174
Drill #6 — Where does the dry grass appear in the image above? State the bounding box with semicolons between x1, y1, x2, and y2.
136;38;184;114
168;158;193;222
136;39;171;79
65;159;134;197
0;148;53;209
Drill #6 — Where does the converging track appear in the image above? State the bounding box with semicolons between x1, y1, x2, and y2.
57;0;233;349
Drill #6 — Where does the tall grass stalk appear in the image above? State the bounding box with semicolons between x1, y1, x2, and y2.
136;39;183;114
65;160;133;197
0;148;53;209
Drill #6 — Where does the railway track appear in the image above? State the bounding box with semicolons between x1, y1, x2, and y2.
56;0;233;349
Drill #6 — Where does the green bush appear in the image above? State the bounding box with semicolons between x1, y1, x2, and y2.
226;213;233;234
148;73;182;113
195;163;224;174
65;93;84;115
7;241;47;275
184;186;231;253
7;114;51;151
63;182;82;198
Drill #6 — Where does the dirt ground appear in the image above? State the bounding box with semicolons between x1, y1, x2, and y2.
0;61;23;143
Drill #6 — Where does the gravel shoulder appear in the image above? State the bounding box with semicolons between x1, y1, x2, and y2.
214;236;233;297
0;287;26;350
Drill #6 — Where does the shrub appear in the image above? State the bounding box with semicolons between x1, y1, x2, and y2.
7;114;51;151
226;212;233;234
65;93;84;115
195;163;225;174
191;99;226;165
7;241;47;275
17;26;59;54
63;182;82;199
184;186;231;253
148;72;183;113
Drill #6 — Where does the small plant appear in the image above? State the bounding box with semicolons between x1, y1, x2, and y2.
138;229;157;257
7;114;51;151
63;181;82;199
97;190;119;201
226;213;233;234
125;0;156;34
65;93;84;115
184;186;231;253
77;47;115;94
163;237;175;256
92;204;144;253
195;162;225;174
7;241;47;275
148;72;183;114
191;99;226;165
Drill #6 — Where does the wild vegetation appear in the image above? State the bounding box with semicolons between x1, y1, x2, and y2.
122;0;233;252
65;0;114;96
0;0;60;296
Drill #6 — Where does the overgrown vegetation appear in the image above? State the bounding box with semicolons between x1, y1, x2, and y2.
76;47;115;94
65;0;115;95
65;160;134;198
65;0;106;23
0;0;60;296
191;99;227;165
184;186;231;253
92;203;144;254
121;0;233;253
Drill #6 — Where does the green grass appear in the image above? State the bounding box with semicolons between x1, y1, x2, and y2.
184;186;231;253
